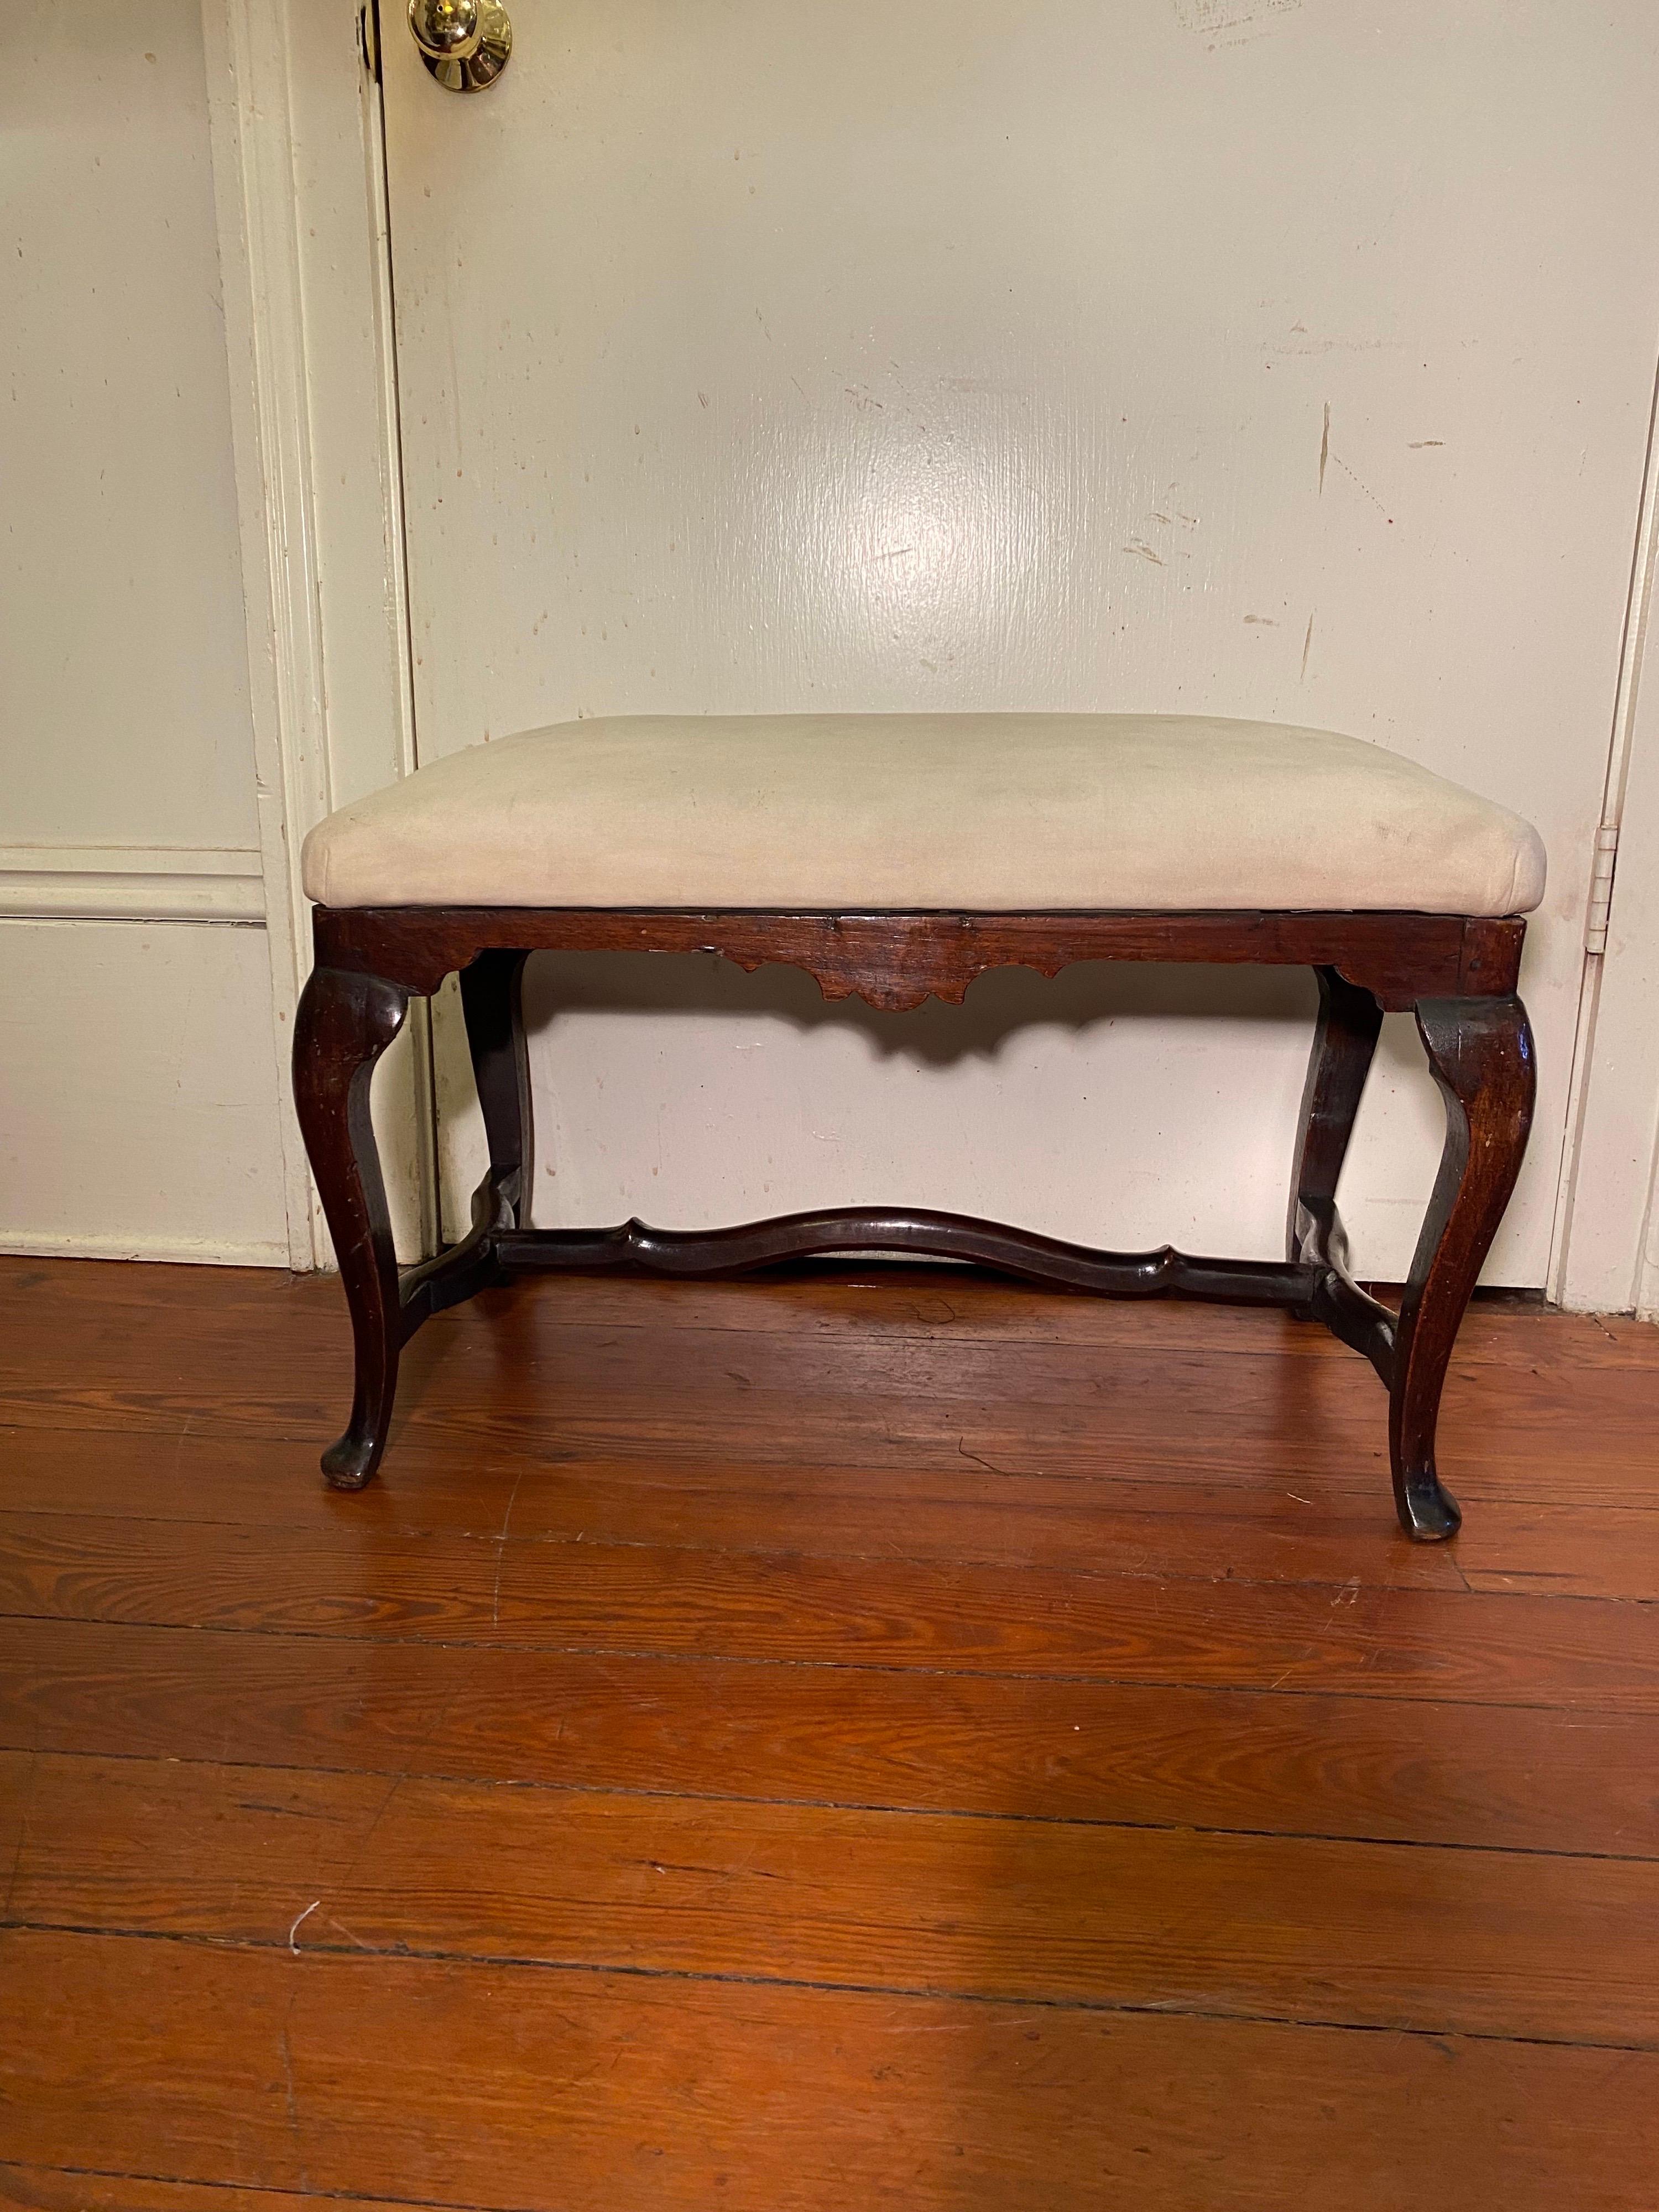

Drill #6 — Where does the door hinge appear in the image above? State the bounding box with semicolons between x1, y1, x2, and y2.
1584;822;1621;955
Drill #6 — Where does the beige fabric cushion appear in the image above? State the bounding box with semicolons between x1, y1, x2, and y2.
301;713;1546;916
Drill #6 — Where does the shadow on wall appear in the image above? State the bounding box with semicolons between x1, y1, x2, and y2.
476;949;1348;1260
435;950;1445;1269
519;950;1322;1068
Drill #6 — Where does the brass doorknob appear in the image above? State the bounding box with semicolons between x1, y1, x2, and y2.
408;0;512;91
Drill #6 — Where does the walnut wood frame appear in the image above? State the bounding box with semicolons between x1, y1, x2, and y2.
293;906;1535;1541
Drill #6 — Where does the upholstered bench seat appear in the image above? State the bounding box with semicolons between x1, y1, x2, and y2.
300;712;1546;917
293;707;1543;1547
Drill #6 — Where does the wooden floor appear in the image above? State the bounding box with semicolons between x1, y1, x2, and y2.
2;1258;1658;2209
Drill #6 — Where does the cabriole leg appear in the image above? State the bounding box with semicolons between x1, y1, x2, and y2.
459;948;533;1230
292;964;410;1489
1288;965;1384;1270
1390;994;1536;1541
1286;965;1400;1384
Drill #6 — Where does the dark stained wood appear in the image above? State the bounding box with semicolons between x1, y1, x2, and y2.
392;950;538;1339
1391;995;1537;1539
312;904;1526;1012
393;1185;502;1333
289;964;409;1488
11;1750;1659;2043
1288;966;1384;1259
458;946;533;1225
1288;967;1398;1380
499;1205;1323;1303
294;906;1537;1532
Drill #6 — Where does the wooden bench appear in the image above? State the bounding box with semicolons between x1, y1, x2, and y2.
292;712;1542;1540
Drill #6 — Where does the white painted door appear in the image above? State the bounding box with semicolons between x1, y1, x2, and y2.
378;0;1659;1285
0;0;292;1262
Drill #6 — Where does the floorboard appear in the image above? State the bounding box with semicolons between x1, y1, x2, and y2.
0;2168;369;2212
2;1255;1657;2206
7;1509;1659;1705
6;1616;1659;1854
7;1929;1659;2211
9;1749;1659;2042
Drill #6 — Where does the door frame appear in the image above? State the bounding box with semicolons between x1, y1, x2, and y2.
203;0;436;1265
212;0;1659;1311
1551;375;1659;1319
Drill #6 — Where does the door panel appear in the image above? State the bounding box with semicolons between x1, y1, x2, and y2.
382;0;1659;1280
3;0;259;854
1;0;291;1262
0;921;289;1264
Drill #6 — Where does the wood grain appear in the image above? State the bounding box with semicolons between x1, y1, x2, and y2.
18;1424;1659;1592
1389;994;1536;1537
290;963;410;1488
292;907;1539;1521
6;1617;1657;1856
4;1252;1648;1368
3;1256;1658;2209
0;2171;367;2212
9;1750;1659;2043
0;1426;1474;1588
8;1511;1659;1709
4;1928;1655;2212
311;903;1525;1012
4;1286;1653;1512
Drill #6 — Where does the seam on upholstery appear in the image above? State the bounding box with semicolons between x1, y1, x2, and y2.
1520;823;1545;915
1505;833;1530;917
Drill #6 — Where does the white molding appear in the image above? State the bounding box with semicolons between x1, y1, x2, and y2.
203;0;332;1269
0;1228;290;1267
287;0;439;1261
1639;1193;1659;1322
1552;339;1659;1316
203;0;437;1270
0;846;265;923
